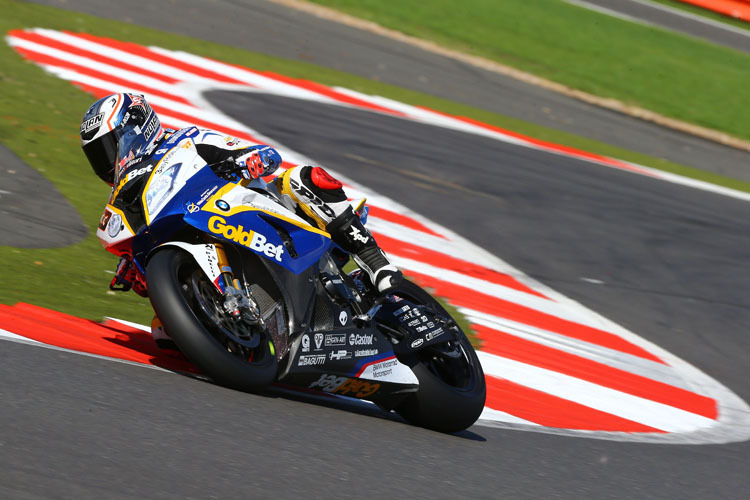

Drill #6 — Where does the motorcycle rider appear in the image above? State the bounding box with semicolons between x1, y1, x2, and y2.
81;93;402;344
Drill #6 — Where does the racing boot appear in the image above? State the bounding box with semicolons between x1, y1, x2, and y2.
327;207;403;295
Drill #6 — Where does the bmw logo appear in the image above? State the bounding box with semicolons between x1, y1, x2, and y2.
216;199;230;211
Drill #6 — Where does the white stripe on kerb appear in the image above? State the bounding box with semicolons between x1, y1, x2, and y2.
460;307;697;393
148;46;343;103
7;37;182;93
388;254;619;329
30;28;221;83
476;351;715;433
479;407;541;426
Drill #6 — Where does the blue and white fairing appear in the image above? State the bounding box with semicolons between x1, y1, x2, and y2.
129;129;332;275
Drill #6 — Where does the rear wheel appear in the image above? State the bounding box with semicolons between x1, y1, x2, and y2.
389;280;486;433
146;248;277;391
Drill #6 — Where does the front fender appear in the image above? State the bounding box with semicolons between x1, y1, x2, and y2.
148;241;226;293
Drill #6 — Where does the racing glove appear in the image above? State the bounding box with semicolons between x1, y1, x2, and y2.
110;256;148;297
235;146;282;179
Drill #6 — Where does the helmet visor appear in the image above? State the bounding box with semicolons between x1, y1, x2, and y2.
113;118;154;182
83;132;119;185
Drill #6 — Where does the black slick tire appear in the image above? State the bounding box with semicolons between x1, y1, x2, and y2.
146;248;277;391
392;280;486;433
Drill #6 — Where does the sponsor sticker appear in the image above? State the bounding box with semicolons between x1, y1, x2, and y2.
98;210;112;231
410;338;424;349
301;334;310;353
289;177;335;218
165;126;193;145
425;328;444;341
354;348;378;357
143;116;158;138
204;244;219;278
112;164;153;199
348;333;374;346
372;359;398;379
215;199;230;211
208;215;284;262
309;374;380;398
314;333;324;350
339;311;348;325
196;186;218;207
394;305;410;316
329;350;352;361
324;333;346;347
298;354;326;366
80;113;103;134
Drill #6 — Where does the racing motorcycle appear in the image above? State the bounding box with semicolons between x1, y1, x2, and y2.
98;126;486;433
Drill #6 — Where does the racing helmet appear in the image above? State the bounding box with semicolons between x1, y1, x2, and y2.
80;93;163;185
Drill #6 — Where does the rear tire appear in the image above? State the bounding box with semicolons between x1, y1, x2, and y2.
146;248;277;391
390;280;486;433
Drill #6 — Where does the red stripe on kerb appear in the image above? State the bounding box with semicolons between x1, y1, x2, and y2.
373;231;547;298
477;325;717;419
11;47;193;107
364;205;445;238
0;303;197;373
69;32;253;86
402;270;664;363
485;376;664;432
9;30;181;84
419;107;658;176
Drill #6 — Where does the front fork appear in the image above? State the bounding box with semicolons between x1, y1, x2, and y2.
211;238;262;325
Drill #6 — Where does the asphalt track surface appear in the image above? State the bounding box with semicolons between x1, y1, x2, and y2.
2;92;749;498
2;1;750;498
0;142;87;247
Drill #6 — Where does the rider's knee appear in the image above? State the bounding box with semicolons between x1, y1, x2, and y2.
276;166;348;227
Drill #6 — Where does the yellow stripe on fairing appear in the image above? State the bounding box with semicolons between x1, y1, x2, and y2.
201;181;331;238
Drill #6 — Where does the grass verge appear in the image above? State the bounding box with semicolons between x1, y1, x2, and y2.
308;0;750;142
0;0;747;333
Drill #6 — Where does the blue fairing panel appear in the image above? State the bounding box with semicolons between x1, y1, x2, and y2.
184;208;330;274
141;156;330;274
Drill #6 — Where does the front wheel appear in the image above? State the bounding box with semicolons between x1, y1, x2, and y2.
389;280;486;433
146;248;278;391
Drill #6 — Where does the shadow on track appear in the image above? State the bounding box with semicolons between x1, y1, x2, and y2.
100;323;488;441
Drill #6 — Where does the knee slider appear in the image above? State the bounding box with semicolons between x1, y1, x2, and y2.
302;166;346;203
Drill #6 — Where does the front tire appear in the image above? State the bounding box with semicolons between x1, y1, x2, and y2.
146;248;278;391
390;280;486;433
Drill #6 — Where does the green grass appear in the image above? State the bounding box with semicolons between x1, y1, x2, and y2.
1;0;749;331
309;0;750;142
649;0;750;31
